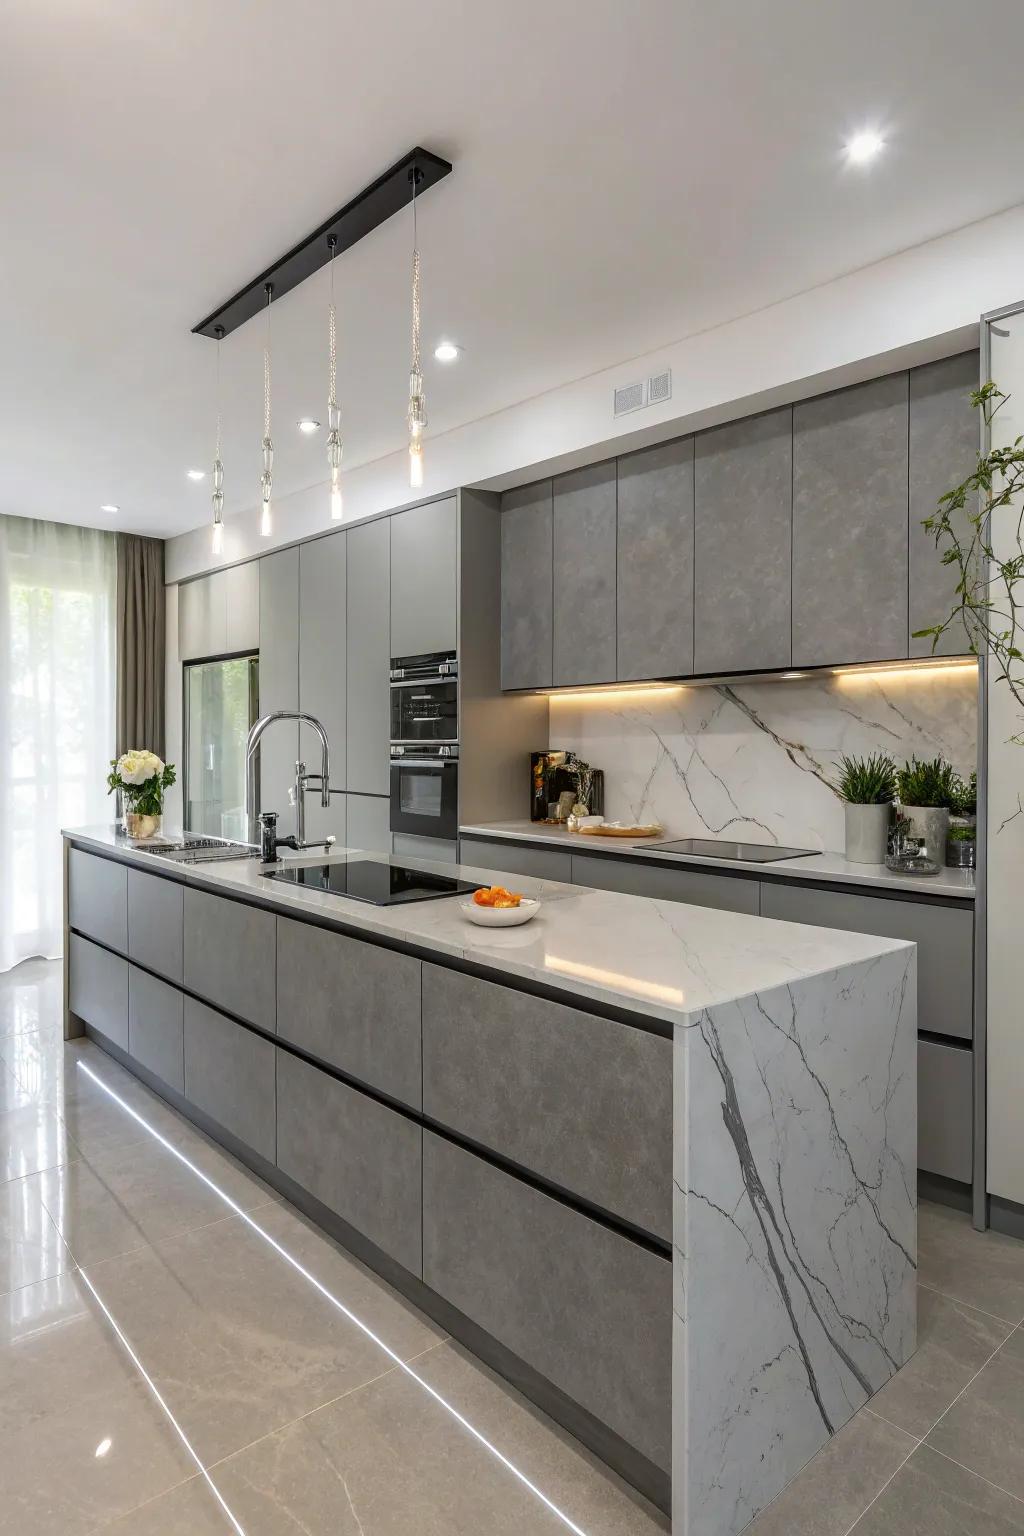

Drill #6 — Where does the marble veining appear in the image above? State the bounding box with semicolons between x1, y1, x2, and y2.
552;666;977;854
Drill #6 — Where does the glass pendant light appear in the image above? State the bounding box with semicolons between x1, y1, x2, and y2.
407;167;426;489
211;325;225;554
326;235;343;520
260;284;274;538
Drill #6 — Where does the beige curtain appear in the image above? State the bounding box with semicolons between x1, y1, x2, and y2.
116;533;165;758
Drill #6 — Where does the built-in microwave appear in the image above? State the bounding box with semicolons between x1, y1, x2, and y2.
389;744;459;842
390;651;458;746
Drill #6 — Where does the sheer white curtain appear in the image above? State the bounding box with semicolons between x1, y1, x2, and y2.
0;517;116;971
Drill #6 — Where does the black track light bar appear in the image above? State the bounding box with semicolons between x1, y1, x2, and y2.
192;146;452;339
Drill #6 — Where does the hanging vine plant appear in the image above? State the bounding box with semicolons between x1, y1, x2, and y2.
914;382;1024;739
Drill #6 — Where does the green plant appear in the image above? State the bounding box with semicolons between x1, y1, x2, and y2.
832;753;897;804
948;824;977;843
949;770;978;817
896;756;957;808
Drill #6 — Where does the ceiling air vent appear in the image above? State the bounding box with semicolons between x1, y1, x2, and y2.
648;368;672;404
613;379;646;417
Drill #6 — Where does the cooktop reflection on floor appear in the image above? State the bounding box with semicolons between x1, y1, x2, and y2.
263;859;485;906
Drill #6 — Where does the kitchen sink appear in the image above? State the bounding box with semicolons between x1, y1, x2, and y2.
134;834;256;865
644;837;817;863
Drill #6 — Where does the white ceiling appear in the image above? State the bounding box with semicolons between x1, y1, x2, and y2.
4;0;1024;539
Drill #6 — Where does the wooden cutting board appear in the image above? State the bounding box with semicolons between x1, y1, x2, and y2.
575;823;662;838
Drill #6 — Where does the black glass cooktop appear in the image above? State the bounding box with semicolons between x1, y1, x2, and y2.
264;860;484;907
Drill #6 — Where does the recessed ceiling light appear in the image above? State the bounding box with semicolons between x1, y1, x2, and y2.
297;418;321;434
844;130;885;165
187;468;205;481
100;504;119;513
433;341;460;363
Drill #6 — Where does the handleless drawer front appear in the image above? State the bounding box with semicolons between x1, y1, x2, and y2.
277;918;421;1107
422;965;671;1238
276;1051;422;1275
918;1040;973;1182
183;888;276;1031
70;934;129;1048
760;883;973;1041
459;837;572;884
570;851;760;915
183;998;276;1163
423;1133;671;1472
69;848;128;952
127;868;183;983
128;966;184;1093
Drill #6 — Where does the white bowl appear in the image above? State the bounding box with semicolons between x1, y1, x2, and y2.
461;897;540;928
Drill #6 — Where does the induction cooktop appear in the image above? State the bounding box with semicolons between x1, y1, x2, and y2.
644;838;816;864
264;859;484;906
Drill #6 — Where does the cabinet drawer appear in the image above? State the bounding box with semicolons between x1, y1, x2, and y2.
69;848;128;952
183;997;276;1163
276;1051;422;1275
919;1040;973;1183
69;934;129;1048
128;966;184;1093
277;918;421;1107
183;888;276;1031
423;1133;671;1472
422;965;671;1238
760;883;973;1041
571;851;760;915
127;868;183;983
460;837;572;884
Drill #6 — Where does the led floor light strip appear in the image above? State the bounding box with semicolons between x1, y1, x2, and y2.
77;1061;591;1536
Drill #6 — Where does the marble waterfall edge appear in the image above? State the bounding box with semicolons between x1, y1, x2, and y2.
673;943;917;1536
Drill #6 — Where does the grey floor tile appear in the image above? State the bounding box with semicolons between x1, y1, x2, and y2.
0;1098;79;1183
852;1444;1024;1534
0;1173;73;1296
747;1408;917;1536
0;960;62;1040
919;1202;1024;1326
869;1287;1013;1439
926;1325;1024;1502
0;1270;196;1535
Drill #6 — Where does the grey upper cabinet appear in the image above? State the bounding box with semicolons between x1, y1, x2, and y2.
909;351;979;657
179;562;259;662
346;517;390;795
617;439;694;681
299;531;346;843
258;548;300;836
500;480;553;690
553;462;617;686
793;373;910;667
695;408;792;674
390;497;457;658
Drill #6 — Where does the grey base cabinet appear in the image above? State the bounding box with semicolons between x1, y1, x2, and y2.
127;868;183;983
128;965;184;1093
276;1050;422;1275
183;997;276;1163
422;964;671;1238
571;850;760;915
422;1132;672;1473
69;849;128;952
183;888;276;1032
918;1040;973;1182
459;836;571;884
69;934;128;1049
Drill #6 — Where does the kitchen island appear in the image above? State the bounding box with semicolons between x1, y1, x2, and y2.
62;826;917;1535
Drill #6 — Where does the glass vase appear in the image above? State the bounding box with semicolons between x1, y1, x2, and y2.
125;809;163;841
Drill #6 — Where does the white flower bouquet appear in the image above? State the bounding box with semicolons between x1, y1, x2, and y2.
107;750;176;837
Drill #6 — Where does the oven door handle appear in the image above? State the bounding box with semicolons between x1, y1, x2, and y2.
392;756;454;768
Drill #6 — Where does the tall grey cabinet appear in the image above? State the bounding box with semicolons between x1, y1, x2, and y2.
616;438;694;681
500;480;553;690
390;497;458;658
347;517;391;797
258;548;300;837
552;462;616;686
299;530;347;845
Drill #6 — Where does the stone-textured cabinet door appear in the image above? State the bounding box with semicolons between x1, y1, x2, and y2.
553;462;617;686
126;868;183;984
69;848;128;952
570;851;760;915
617;437;695;681
299;529;346;843
182;888;277;1032
792;373;910;666
909;351;979;657
918;1039;973;1182
500;480;553;690
390;497;457;658
128;965;184;1094
422;1133;672;1474
694;407;792;674
258;548;300;837
183;997;276;1163
345;792;391;854
69;934;129;1048
346;517;390;795
459;835;572;884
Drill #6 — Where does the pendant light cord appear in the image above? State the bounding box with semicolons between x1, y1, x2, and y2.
215;337;222;461
263;296;272;440
329;242;337;409
411;174;421;377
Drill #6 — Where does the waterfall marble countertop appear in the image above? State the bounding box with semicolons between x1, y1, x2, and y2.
460;819;977;899
64;825;912;1029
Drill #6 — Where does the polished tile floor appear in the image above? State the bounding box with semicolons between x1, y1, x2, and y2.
1;959;1022;1534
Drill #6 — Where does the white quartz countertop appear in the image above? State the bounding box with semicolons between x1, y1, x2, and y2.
459;820;977;900
64;825;911;1028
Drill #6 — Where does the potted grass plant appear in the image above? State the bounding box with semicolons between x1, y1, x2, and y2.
833;753;896;863
946;770;977;867
895;757;957;865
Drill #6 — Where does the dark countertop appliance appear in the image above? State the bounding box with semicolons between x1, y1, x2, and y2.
264;859;482;906
530;751;604;822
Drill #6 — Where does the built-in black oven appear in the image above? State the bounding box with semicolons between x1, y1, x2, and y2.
389;745;459;842
390;650;458;746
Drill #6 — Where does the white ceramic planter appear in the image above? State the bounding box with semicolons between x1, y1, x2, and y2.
900;804;950;865
844;802;891;864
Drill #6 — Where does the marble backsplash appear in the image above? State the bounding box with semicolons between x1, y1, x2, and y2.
551;666;978;853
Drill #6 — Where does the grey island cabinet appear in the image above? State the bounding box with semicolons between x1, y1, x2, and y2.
62;826;916;1536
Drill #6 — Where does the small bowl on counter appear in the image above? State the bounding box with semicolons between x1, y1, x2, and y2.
462;886;540;927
